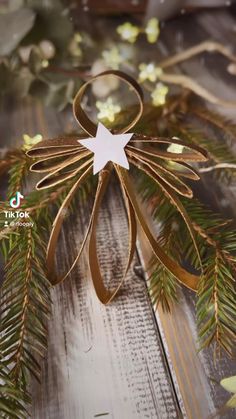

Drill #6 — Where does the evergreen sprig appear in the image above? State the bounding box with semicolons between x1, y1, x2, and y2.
6;153;28;200
138;171;236;355
188;106;236;144
0;147;96;418
197;251;236;357
165;104;236;183
0;223;51;387
0;359;30;419
149;224;180;312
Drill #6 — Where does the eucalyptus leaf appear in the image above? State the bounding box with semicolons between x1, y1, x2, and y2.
0;8;35;56
24;8;73;51
221;376;236;394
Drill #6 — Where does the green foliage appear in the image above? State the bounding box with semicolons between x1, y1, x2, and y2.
0;144;96;417
137;170;236;356
188;106;236;145
0;0;77;109
0;360;30;419
7;152;28;199
1;225;51;384
197;252;236;356
220;375;236;411
165;104;236;183
149;262;179;313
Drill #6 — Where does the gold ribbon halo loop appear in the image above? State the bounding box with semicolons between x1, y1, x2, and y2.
73;70;144;136
27;70;208;304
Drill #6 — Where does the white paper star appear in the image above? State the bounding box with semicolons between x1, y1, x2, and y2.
78;122;133;175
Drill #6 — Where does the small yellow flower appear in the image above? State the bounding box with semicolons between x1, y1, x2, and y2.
68;32;83;57
139;63;163;83
117;22;139;43
23;134;42;151
96;98;121;122
151;82;169;106
145;18;160;43
102;46;123;70
74;32;82;44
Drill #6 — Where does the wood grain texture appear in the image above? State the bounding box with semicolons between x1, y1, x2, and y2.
141;8;236;419
1;7;236;419
29;176;182;419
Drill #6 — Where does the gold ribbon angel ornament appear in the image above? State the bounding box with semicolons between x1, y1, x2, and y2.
27;71;208;304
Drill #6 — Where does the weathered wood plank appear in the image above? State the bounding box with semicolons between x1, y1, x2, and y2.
1;7;236;419
12;103;182;418
141;8;236;418
29;179;182;418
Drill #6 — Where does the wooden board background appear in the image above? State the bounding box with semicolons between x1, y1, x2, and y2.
0;6;236;419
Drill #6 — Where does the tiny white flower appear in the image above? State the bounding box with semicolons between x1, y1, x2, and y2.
151;82;169;106
139;63;163;83
117;22;139;43
145;18;160;43
102;46;123;70
96;98;121;123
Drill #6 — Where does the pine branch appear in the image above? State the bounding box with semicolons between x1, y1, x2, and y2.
0;150;23;179
197;251;236;357
7;152;28;200
0;172;96;248
188;106;236;144
0;155;96;415
170;122;236;164
149;223;180;312
137;171;236;355
0;224;51;386
166;119;236;183
0;360;30;419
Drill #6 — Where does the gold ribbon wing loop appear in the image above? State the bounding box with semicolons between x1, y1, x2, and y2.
27;137;82;158
128;155;202;270
46;163;93;284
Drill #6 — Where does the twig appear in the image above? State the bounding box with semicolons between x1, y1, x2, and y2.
159;41;236;69
159;72;236;108
199;163;236;173
44;65;90;79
